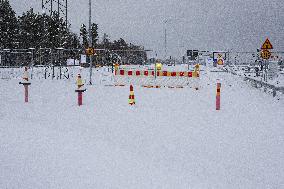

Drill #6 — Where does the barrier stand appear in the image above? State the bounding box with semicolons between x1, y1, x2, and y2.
19;67;31;103
216;81;221;110
75;74;86;106
129;84;135;105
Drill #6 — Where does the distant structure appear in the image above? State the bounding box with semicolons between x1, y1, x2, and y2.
41;0;68;28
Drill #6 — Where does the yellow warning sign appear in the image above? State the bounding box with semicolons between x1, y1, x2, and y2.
86;47;94;56
261;38;273;50
217;59;224;65
261;49;271;60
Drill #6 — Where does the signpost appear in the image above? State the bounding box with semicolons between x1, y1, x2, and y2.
260;38;273;82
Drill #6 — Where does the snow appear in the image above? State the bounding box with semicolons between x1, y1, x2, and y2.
0;66;284;188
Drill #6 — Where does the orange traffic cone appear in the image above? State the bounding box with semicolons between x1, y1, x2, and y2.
128;84;135;105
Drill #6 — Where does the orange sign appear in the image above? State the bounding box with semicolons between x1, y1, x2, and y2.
261;38;273;50
86;47;94;56
261;49;271;60
217;59;224;65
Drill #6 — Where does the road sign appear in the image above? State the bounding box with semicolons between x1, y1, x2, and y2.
261;38;273;50
86;47;94;56
217;59;224;65
261;49;271;60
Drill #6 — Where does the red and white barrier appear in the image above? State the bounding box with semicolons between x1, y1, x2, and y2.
114;68;200;88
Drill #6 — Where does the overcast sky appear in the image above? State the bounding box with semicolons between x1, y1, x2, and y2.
10;0;284;58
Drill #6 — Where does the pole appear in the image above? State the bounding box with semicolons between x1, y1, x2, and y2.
216;81;221;110
164;21;167;60
88;0;93;85
24;85;29;103
78;91;82;106
31;49;34;79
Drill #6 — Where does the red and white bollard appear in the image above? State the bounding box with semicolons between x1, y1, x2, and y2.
216;82;221;110
19;82;31;102
75;89;86;106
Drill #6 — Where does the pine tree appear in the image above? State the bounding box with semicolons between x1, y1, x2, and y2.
91;23;98;47
18;8;41;49
102;33;110;49
80;24;88;48
0;0;19;49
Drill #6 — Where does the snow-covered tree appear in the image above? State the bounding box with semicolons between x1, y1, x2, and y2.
91;23;98;47
80;24;88;48
18;8;41;49
0;0;19;49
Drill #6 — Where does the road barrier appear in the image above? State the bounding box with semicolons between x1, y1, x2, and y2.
114;68;200;88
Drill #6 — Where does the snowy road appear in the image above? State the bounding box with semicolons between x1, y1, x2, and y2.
0;69;283;188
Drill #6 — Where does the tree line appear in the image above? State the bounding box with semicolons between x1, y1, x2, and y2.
0;0;147;66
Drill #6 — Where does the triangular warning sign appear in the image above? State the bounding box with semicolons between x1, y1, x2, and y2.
261;38;273;50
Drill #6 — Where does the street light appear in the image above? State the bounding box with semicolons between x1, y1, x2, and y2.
88;0;93;85
164;18;186;61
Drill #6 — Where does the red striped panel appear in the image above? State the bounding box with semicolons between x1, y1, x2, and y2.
128;71;133;76
120;70;125;75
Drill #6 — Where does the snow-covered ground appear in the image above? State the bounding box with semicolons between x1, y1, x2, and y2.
0;66;283;189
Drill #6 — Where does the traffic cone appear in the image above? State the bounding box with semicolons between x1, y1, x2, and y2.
128;84;135;105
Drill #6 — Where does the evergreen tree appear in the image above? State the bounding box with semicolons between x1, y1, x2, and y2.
0;0;19;49
102;33;110;49
18;8;41;49
91;23;98;47
80;24;88;48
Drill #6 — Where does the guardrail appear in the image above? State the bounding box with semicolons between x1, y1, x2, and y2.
244;77;284;95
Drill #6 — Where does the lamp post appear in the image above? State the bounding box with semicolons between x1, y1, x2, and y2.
164;20;168;61
88;0;93;85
